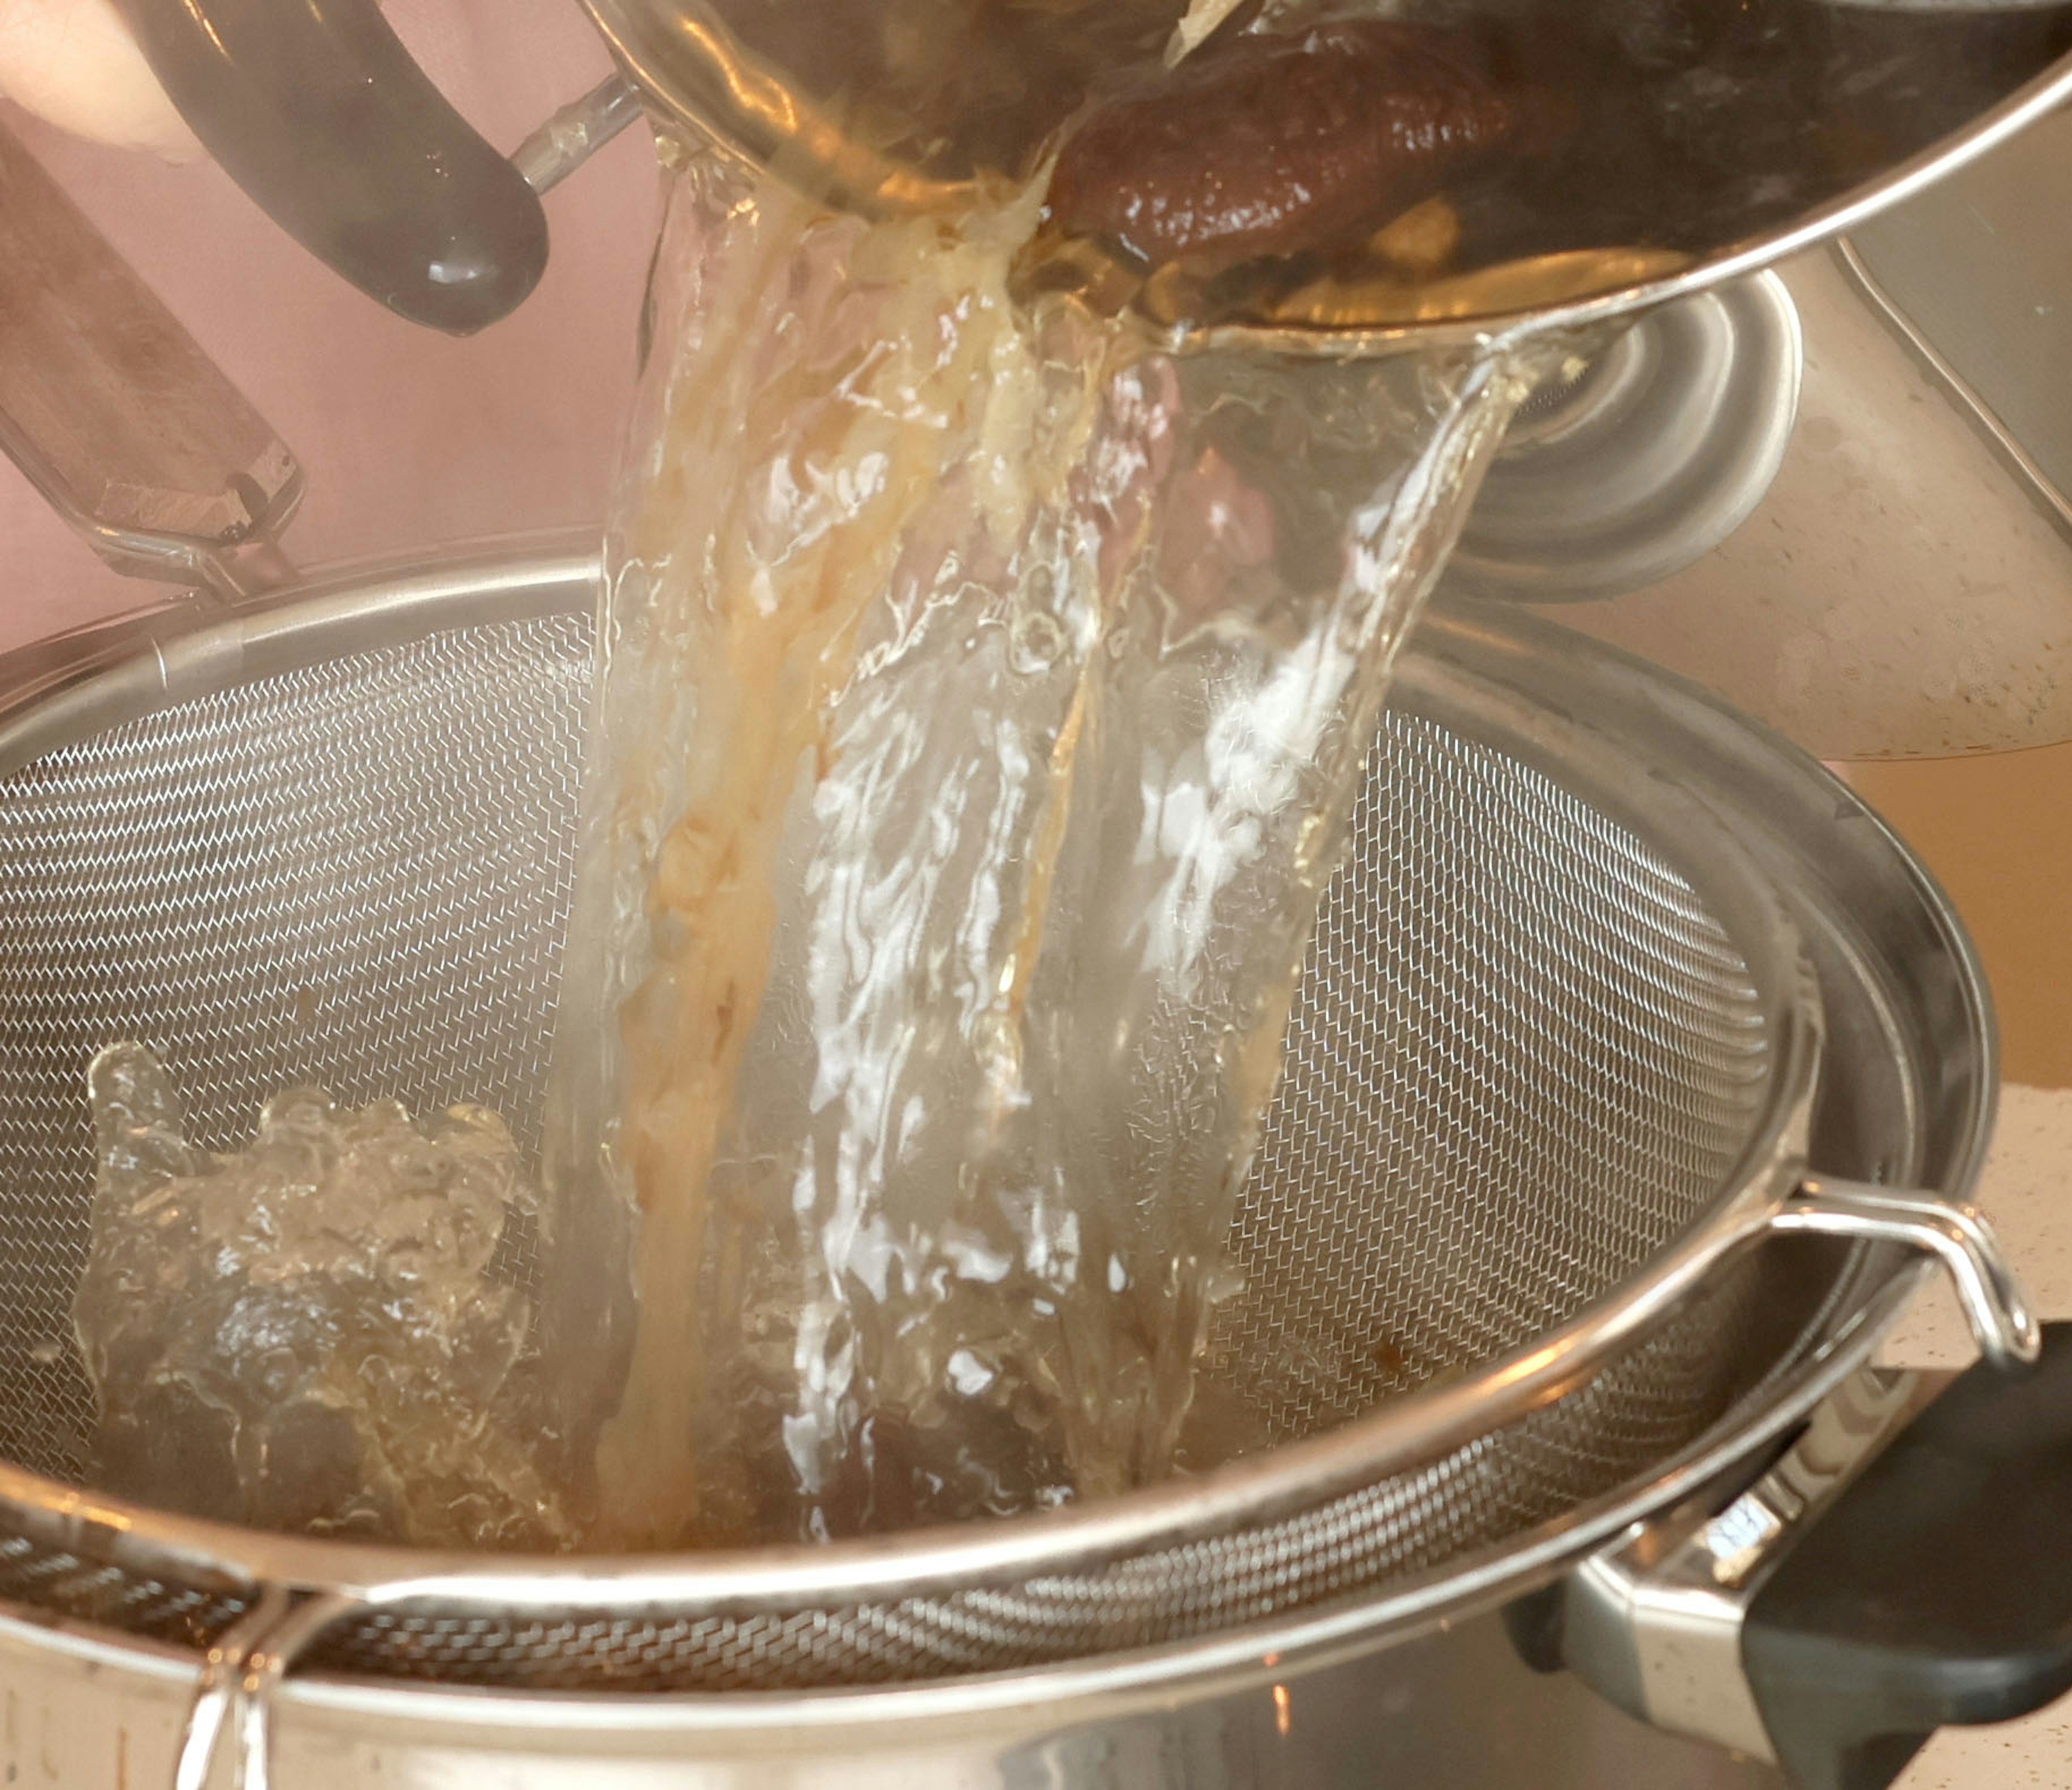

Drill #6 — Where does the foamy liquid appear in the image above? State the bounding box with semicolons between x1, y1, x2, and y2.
76;1044;568;1550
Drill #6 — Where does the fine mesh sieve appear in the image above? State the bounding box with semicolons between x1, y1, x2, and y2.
0;551;2024;1713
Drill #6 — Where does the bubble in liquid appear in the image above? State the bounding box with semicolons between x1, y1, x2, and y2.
73;1044;572;1551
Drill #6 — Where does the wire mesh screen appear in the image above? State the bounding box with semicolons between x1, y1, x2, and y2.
0;610;1781;1687
304;1264;1768;1691
0;616;591;1483
1208;720;1770;1441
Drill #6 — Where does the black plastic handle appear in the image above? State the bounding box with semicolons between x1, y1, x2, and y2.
1744;1321;2072;1790
111;0;548;335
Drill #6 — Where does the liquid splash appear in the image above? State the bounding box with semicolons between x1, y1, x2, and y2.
74;1043;569;1550
546;145;1531;1546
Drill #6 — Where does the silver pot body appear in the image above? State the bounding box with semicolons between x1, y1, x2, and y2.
0;1588;1784;1789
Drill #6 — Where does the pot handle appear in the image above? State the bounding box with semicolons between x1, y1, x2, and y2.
0;115;299;597
1742;1319;2072;1790
108;0;549;335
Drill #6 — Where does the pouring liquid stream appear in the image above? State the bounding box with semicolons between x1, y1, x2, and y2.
76;139;1534;1567
72;7;1567;1583
93;140;1525;1764
542;140;1537;1546
521;0;2070;1530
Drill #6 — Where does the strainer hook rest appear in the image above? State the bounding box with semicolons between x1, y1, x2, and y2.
1776;1176;2040;1369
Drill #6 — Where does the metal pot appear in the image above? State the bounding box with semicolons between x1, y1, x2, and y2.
62;0;2072;350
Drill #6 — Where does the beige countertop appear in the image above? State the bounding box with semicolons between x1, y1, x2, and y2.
1878;1084;2072;1790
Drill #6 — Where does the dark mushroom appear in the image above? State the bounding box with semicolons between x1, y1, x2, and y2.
1045;20;1570;273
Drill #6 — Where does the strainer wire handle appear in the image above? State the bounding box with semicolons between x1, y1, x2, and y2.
1774;1176;2040;1370
173;1588;362;1790
174;1585;285;1790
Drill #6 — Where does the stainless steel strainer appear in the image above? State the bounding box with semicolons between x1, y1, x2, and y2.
0;545;2027;1786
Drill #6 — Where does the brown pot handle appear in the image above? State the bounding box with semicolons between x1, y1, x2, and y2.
0;118;300;596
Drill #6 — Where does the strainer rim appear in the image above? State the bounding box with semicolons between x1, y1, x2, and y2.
0;547;1829;1617
0;1251;1940;1728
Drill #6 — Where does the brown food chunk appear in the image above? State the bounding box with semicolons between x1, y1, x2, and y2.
1046;20;1557;271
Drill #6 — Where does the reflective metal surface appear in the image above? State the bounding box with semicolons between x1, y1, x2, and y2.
1559;1361;1936;1761
0;1589;1790;1787
1545;105;2072;758
510;73;645;196
1450;272;1803;602
0;549;2007;1785
582;2;2072;354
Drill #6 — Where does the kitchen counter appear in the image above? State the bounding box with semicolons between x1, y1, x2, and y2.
1883;1083;2072;1790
